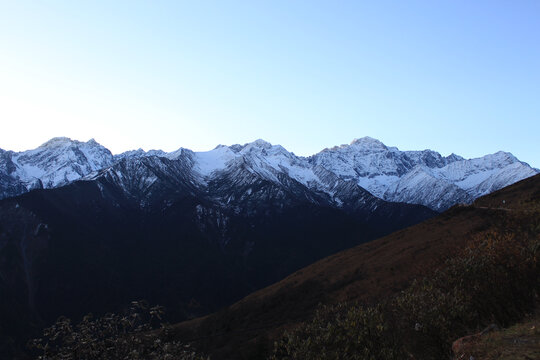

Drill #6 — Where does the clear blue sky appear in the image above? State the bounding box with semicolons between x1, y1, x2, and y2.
0;1;538;167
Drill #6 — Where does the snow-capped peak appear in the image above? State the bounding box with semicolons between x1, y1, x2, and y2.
38;137;104;150
39;136;75;148
240;139;274;152
0;136;537;212
310;138;538;210
250;138;273;148
445;153;465;162
349;136;388;150
0;138;114;196
193;145;237;177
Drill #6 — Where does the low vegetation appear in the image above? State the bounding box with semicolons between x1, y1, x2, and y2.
28;301;206;360
271;210;540;359
460;313;540;359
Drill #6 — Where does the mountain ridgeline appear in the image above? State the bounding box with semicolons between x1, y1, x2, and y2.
0;137;537;358
0;136;537;211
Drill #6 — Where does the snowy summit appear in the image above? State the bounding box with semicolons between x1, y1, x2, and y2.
0;137;537;211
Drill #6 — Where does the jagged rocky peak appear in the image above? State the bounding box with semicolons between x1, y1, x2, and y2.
38;137;104;150
1;137;115;192
310;137;538;211
39;136;76;148
482;151;519;166
0;136;537;213
228;144;244;153
319;137;387;153
445;153;464;162
349;136;388;150
18;137;113;165
248;138;273;149
116;148;168;160
236;139;276;154
200;140;291;163
192;139;298;181
241;141;291;159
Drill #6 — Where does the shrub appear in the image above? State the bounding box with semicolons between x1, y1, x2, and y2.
28;301;206;360
271;211;540;359
270;303;405;360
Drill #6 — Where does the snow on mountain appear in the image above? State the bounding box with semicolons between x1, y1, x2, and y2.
311;137;538;210
235;140;323;188
162;139;344;204
309;137;461;199
16;137;114;186
88;151;199;207
115;148;167;160
0;137;537;211
0;138;114;199
383;152;537;210
193;145;237;178
383;165;474;210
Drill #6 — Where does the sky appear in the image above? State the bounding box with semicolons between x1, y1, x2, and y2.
0;1;538;167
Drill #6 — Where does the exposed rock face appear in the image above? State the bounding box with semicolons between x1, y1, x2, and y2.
310;137;538;210
0;138;114;199
1;137;537;211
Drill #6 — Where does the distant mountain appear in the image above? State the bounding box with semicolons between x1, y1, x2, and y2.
310;137;537;210
1;137;537;210
0;137;114;199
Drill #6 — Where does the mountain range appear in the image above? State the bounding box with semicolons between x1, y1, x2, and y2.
0;136;537;211
0;136;537;358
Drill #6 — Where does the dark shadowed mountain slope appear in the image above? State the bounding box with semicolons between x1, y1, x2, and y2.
0;153;434;358
168;174;540;360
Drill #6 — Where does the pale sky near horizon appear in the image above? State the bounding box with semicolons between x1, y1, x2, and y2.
0;1;538;167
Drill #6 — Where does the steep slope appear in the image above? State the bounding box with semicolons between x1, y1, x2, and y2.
168;174;540;360
89;152;200;206
386;165;473;210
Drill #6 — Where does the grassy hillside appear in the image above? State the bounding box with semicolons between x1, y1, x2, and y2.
168;174;540;359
